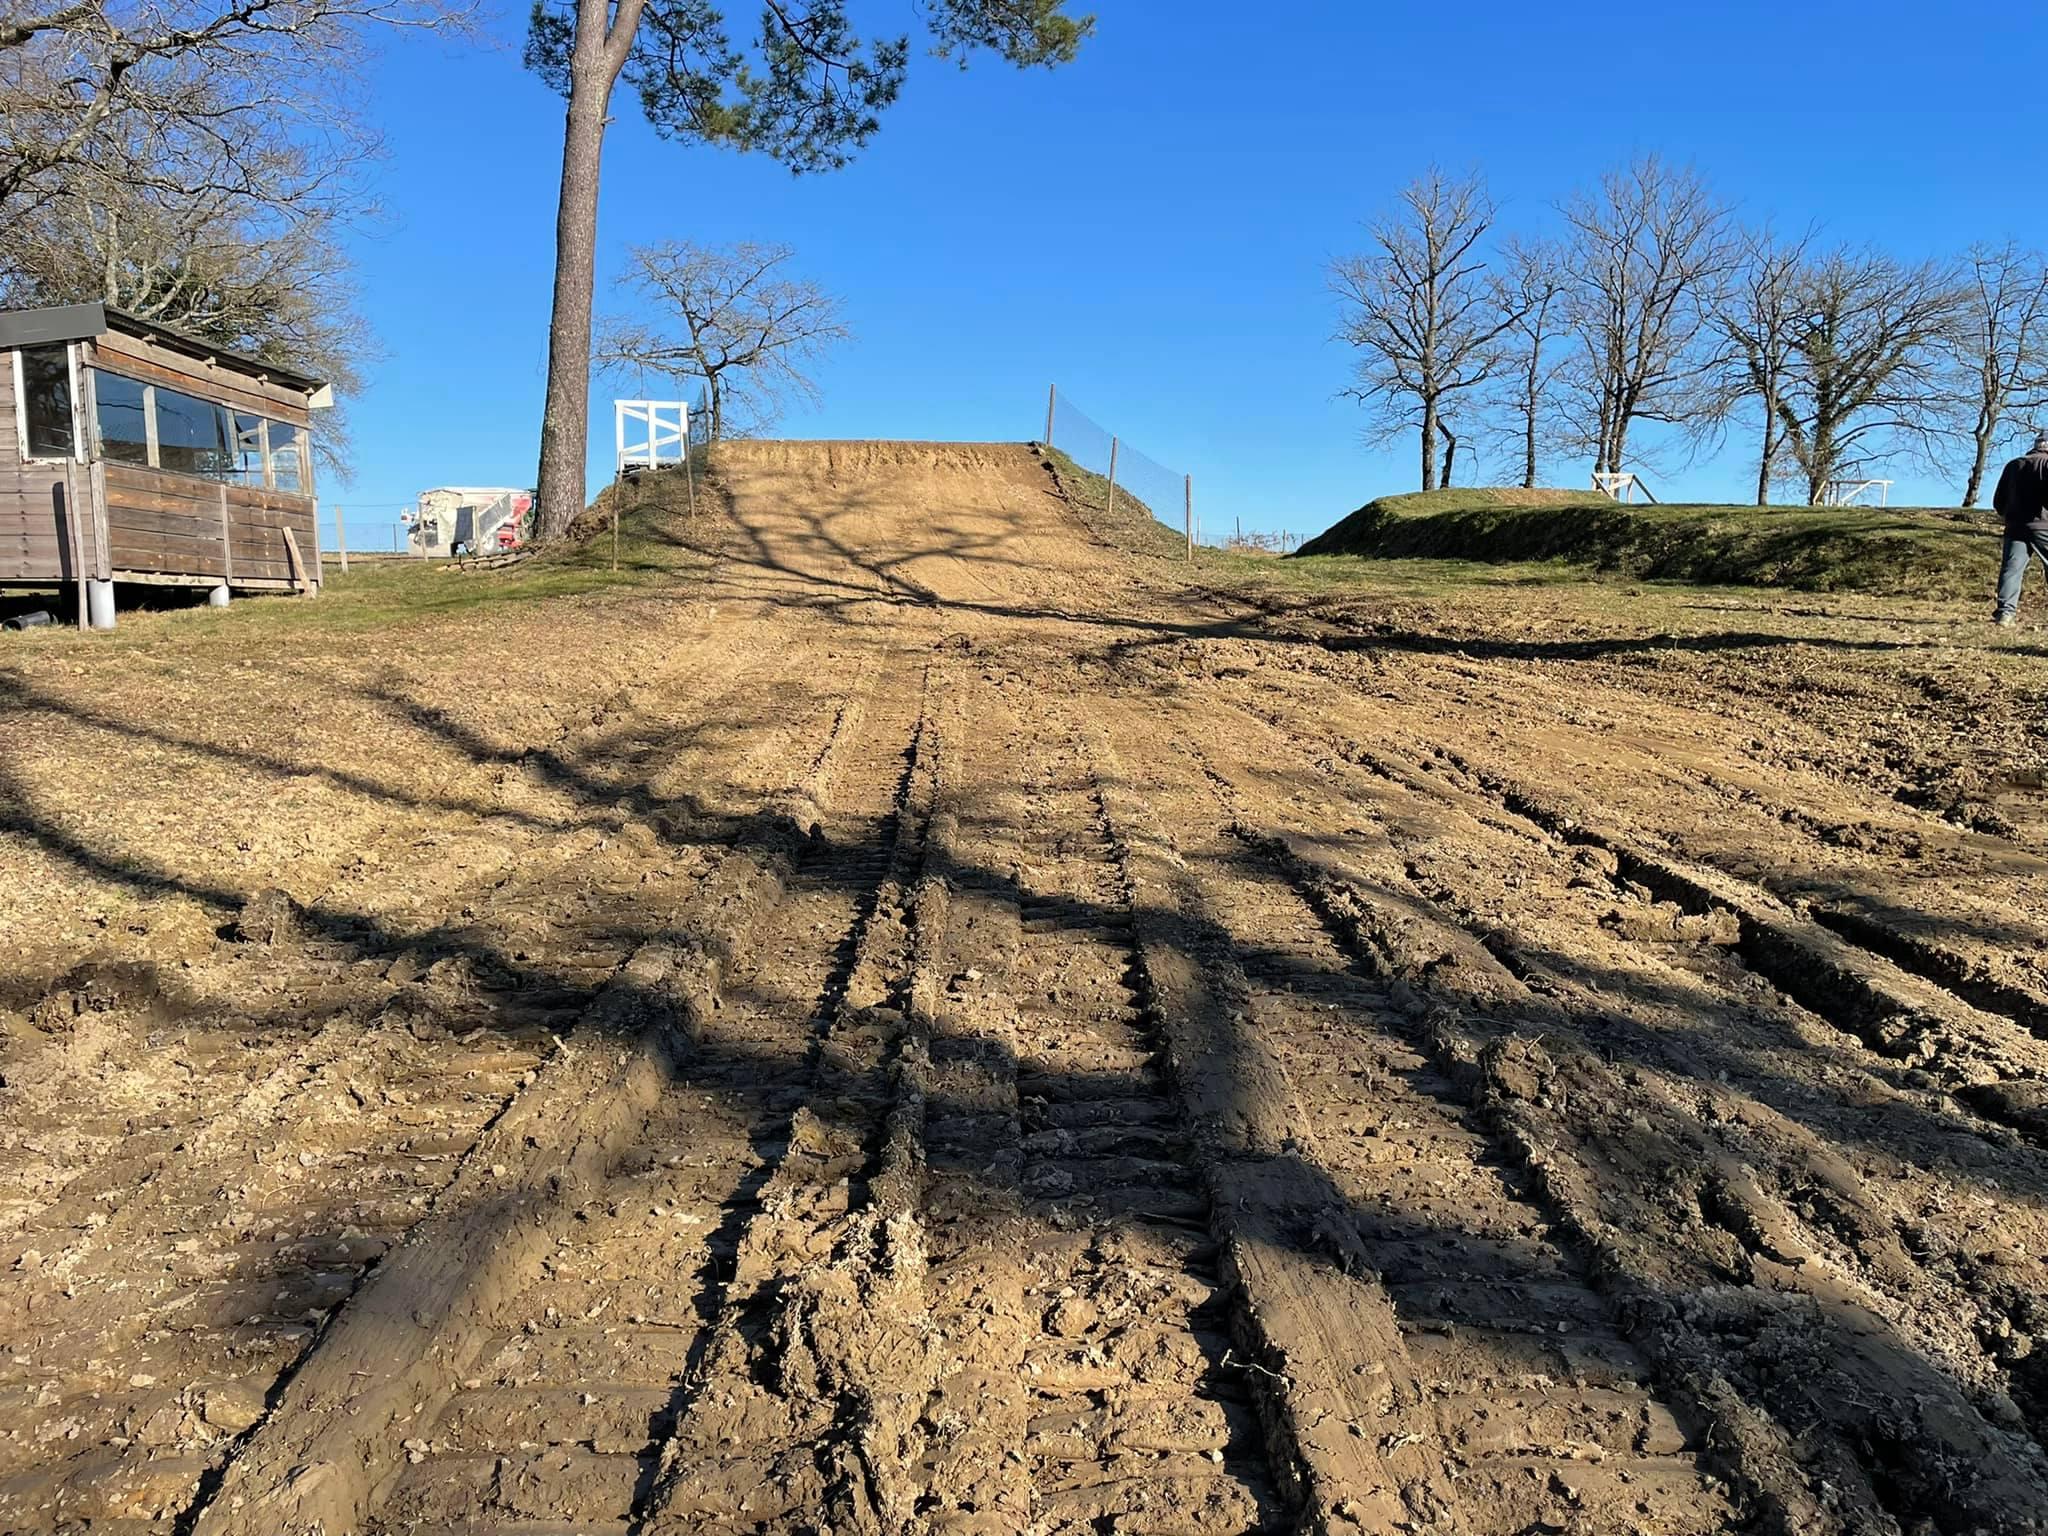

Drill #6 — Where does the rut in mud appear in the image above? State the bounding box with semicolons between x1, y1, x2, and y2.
3;438;2048;1534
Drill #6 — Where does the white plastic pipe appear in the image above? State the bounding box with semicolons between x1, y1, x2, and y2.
207;583;231;608
86;579;116;632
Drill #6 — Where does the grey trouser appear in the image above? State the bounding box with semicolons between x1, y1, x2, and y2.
1998;528;2048;619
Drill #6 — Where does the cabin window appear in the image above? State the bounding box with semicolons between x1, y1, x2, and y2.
18;345;74;458
268;421;305;492
89;367;310;489
228;412;267;486
155;385;234;477
93;371;151;465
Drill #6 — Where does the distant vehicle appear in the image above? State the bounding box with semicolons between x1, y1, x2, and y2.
408;487;533;558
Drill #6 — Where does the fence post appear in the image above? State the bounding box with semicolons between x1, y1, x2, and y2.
1185;475;1193;563
1045;385;1056;448
334;504;348;575
1106;436;1119;520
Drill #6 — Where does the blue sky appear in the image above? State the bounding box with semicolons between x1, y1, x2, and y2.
328;0;2032;548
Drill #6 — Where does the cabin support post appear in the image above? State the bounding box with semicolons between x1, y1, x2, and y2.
86;579;116;631
217;482;233;595
61;463;87;632
88;461;109;581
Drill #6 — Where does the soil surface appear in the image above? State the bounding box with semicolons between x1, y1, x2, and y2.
3;438;2047;1535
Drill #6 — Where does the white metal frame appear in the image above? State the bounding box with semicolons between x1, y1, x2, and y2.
1822;478;1893;507
615;399;689;474
1593;471;1641;502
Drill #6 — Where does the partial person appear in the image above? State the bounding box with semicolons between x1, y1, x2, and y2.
1994;429;2048;627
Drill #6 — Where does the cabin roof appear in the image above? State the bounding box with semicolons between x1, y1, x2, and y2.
0;302;325;395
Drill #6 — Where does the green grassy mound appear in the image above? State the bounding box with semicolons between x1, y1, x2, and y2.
1037;446;1189;561
1294;488;2001;598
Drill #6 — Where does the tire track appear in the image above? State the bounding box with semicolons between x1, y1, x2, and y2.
179;651;910;1536
1079;717;1748;1536
1163;710;2048;1533
635;662;941;1533
912;702;1287;1536
355;653;934;1535
0;637;830;1534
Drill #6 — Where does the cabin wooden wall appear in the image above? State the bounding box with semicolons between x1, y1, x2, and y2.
101;464;315;588
86;330;319;588
0;346;83;583
1;331;318;591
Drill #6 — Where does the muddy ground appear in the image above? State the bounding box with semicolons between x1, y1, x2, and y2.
2;438;2046;1535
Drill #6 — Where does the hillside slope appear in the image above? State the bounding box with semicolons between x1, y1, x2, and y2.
1297;487;2000;597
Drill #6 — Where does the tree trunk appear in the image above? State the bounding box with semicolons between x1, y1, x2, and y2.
1521;377;1538;489
531;57;614;541
1439;423;1457;489
708;376;722;442
1610;413;1631;479
1806;421;1833;506
1964;439;1991;508
1754;392;1775;507
1419;396;1438;491
1963;397;1996;506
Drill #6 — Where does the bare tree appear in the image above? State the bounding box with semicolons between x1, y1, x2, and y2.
1714;223;1815;505
1953;240;2048;506
0;0;446;217
1331;168;1521;492
597;241;848;440
1486;236;1569;489
522;0;1089;542
1774;248;1964;505
1558;156;1735;477
0;123;371;473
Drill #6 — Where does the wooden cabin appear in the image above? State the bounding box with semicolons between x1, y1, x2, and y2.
0;302;329;629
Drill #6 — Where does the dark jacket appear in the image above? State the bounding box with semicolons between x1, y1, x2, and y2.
1995;448;2048;534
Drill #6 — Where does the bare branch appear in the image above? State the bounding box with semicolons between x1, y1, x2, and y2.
1330;167;1521;491
1556;155;1736;477
595;239;849;440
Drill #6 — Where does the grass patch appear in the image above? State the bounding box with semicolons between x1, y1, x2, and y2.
0;463;712;656
1294;488;2003;599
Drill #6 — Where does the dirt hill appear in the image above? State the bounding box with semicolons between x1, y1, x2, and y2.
2;439;2046;1536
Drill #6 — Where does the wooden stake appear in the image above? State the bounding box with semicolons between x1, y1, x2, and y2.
1185;475;1193;563
282;527;314;595
1106;436;1119;520
685;448;697;519
335;503;349;575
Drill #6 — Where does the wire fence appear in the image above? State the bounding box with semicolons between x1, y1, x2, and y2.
318;505;413;559
1042;387;1195;560
1039;387;1307;559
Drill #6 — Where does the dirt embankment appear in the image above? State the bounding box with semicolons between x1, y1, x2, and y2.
1296;486;2003;598
3;439;2047;1535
